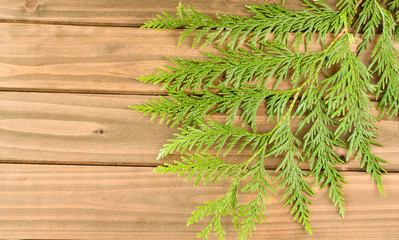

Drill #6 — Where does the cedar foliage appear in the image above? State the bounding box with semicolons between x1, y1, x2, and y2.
130;0;398;239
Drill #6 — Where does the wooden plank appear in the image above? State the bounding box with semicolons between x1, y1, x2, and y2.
0;164;397;239
0;23;316;95
0;0;334;26
0;23;181;94
0;92;398;171
0;23;386;94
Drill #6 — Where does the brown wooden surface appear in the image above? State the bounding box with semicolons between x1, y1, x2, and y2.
0;23;325;95
0;164;398;239
0;0;398;239
0;23;389;95
0;0;333;26
0;92;398;171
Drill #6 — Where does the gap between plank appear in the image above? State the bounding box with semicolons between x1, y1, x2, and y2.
0;89;386;103
0;18;143;28
0;160;397;173
0;88;169;96
0;18;371;33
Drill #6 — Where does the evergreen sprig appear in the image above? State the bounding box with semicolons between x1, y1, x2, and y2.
131;0;397;239
142;1;344;50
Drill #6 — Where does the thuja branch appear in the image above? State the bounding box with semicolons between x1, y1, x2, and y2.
131;0;396;239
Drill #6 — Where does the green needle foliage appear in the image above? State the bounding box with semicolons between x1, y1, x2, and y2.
130;0;398;239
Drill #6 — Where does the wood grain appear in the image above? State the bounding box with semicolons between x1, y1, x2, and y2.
0;164;397;239
0;92;398;171
0;0;335;27
0;23;308;95
0;1;396;239
0;23;389;95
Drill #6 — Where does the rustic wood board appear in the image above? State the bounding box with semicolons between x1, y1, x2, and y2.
0;92;398;170
0;164;397;239
0;0;335;26
0;23;319;94
0;23;389;94
0;0;397;239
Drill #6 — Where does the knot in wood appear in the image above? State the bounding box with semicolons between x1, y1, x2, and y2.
25;0;40;12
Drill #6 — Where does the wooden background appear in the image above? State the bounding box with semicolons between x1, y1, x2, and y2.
0;0;398;239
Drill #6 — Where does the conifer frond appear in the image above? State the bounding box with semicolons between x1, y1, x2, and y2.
142;1;344;50
300;99;346;216
133;1;394;239
337;0;360;26
137;40;331;93
238;159;272;239
130;92;210;127
370;5;399;118
154;154;247;186
158;119;270;159
323;33;386;193
355;0;382;55
267;118;314;232
188;183;240;240
137;43;299;91
276;151;314;233
185;155;274;240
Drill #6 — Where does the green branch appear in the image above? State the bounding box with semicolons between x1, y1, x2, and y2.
133;1;393;239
